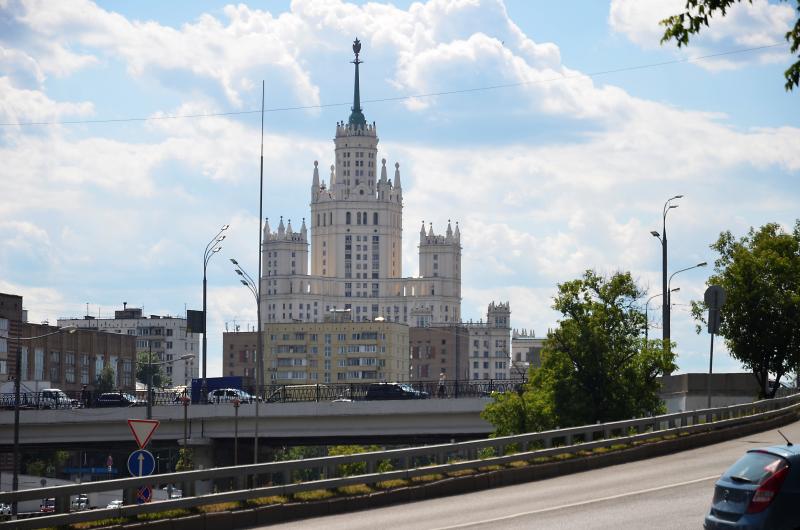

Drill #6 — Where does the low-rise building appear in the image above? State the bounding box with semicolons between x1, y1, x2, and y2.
1;292;137;394
464;302;511;381
0;292;24;380
221;330;258;388
59;305;199;387
409;325;469;381
222;311;411;388
511;328;546;380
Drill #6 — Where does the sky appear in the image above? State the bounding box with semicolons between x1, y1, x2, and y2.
1;0;798;379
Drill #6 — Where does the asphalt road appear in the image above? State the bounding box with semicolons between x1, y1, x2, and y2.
261;420;800;530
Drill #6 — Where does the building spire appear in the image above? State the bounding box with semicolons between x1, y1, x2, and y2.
348;38;366;127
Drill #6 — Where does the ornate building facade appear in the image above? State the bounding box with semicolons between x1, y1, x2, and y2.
261;40;462;328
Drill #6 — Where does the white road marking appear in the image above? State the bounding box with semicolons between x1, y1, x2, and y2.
429;474;720;529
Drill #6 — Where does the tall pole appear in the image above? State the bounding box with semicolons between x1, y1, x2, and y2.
202;271;207;397
254;80;265;464
652;195;682;350
10;326;76;517
661;205;670;346
707;331;715;409
147;341;153;420
11;336;22;517
202;226;228;404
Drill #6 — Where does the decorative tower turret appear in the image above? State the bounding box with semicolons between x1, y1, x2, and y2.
310;38;403;281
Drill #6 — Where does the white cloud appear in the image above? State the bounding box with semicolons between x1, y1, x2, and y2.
0;76;93;127
609;0;794;70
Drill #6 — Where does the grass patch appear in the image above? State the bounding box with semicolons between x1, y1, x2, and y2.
293;489;335;501
577;450;593;457
447;468;477;477
592;446;612;455
337;484;373;496
137;509;192;520
477;465;503;472
507;460;528;468
195;502;240;514
410;473;445;483
663;434;678;440
376;479;410;489
679;431;692;437
246;495;289;507
70;518;128;529
530;456;553;464
610;443;630;451
553;453;575;461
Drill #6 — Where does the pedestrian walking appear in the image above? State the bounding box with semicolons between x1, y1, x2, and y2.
438;371;446;398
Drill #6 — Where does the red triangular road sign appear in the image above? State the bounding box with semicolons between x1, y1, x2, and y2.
128;419;160;449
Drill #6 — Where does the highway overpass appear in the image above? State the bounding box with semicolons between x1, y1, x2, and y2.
0;398;493;451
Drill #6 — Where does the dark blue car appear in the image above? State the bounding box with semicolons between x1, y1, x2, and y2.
705;443;800;529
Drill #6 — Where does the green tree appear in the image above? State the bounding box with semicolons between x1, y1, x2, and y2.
690;221;800;398
327;444;382;477
482;270;676;435
660;0;800;91
175;448;194;472
95;364;116;394
137;350;170;388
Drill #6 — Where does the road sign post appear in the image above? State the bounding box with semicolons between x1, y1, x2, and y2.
704;285;727;409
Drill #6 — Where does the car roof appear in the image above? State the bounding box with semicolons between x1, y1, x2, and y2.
748;444;800;461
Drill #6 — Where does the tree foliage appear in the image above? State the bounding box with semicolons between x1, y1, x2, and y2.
690;221;800;398
95;364;116;394
660;0;800;91
175;448;194;472
482;270;676;435
137;350;170;388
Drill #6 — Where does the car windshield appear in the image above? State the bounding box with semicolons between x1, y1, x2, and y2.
122;394;136;401
400;385;415;392
723;450;788;485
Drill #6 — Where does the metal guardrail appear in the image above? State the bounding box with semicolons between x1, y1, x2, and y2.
2;392;799;529
0;379;523;409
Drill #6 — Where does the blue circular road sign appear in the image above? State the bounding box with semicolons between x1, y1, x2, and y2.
127;449;156;477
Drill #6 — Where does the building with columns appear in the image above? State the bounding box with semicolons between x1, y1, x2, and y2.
261;39;462;328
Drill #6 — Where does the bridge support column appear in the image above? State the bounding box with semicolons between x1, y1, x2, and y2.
187;438;215;495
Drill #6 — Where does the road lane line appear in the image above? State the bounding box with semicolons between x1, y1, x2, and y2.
429;474;720;529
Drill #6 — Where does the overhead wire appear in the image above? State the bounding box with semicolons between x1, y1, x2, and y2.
0;42;784;127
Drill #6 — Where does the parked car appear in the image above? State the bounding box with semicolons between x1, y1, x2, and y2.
207;388;256;404
704;440;800;529
364;383;428;400
96;392;146;407
39;498;55;513
71;494;89;511
38;389;77;409
106;499;123;509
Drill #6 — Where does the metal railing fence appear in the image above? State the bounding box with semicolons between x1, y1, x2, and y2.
2;392;799;529
0;379;523;409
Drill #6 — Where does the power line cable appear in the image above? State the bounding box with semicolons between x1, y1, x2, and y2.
0;42;784;127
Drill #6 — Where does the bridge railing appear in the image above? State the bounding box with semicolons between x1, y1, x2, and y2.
0;379;523;410
2;392;799;529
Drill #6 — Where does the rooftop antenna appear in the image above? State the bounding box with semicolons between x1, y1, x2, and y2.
778;429;793;446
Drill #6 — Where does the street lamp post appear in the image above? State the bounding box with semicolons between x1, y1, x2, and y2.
644;288;680;343
232;398;241;466
203;225;229;403
230;258;262;464
668;262;708;310
10;325;76;517
651;195;683;347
